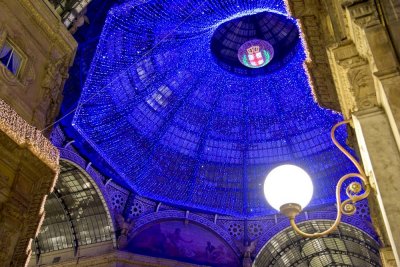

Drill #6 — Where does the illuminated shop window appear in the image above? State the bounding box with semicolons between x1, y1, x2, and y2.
0;41;23;76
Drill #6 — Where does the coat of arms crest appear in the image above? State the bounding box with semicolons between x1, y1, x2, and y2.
238;39;274;69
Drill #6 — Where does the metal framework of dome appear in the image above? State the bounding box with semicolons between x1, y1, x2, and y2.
33;161;113;258
254;221;382;266
73;0;358;217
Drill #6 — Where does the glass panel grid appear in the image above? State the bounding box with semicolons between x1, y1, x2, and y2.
255;221;381;267
35;161;112;254
72;0;362;217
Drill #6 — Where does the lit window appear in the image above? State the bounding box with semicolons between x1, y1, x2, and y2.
0;41;23;76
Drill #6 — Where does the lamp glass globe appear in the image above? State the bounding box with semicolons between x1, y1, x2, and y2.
264;164;313;211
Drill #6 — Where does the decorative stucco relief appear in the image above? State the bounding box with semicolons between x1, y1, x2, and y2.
328;42;377;118
41;55;69;128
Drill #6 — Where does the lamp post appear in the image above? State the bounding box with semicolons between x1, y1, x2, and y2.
264;120;371;238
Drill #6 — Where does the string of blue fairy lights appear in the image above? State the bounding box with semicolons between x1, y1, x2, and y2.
69;0;357;217
41;0;210;133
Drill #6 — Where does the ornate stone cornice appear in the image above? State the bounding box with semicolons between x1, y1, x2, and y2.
17;0;76;62
0;98;59;172
341;0;368;8
347;1;381;28
286;0;341;111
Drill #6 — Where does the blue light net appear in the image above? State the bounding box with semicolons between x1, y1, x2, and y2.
73;0;357;217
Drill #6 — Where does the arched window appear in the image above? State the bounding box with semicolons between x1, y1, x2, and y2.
254;220;381;267
33;161;114;258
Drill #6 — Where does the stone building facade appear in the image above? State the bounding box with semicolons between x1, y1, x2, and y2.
286;0;400;265
0;0;76;266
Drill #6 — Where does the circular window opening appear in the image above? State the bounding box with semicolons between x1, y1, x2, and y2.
210;11;300;76
238;39;274;68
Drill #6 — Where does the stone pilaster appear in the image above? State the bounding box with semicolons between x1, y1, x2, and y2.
353;108;400;266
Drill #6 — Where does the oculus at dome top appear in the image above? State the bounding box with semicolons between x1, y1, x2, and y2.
210;10;299;76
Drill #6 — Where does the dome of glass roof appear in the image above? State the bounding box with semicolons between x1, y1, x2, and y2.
73;0;357;217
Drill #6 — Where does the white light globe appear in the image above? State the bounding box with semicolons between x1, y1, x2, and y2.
264;164;313;211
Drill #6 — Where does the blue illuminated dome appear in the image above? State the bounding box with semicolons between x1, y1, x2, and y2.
73;0;356;217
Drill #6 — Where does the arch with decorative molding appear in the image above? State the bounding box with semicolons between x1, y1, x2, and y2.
59;148;117;242
131;210;242;256
255;209;380;255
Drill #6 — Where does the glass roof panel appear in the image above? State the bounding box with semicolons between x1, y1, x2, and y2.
254;221;381;267
35;161;113;254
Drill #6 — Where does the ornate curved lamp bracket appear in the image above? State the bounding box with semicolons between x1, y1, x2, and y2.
281;120;371;238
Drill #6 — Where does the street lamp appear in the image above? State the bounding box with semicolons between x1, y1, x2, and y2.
264;120;371;238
